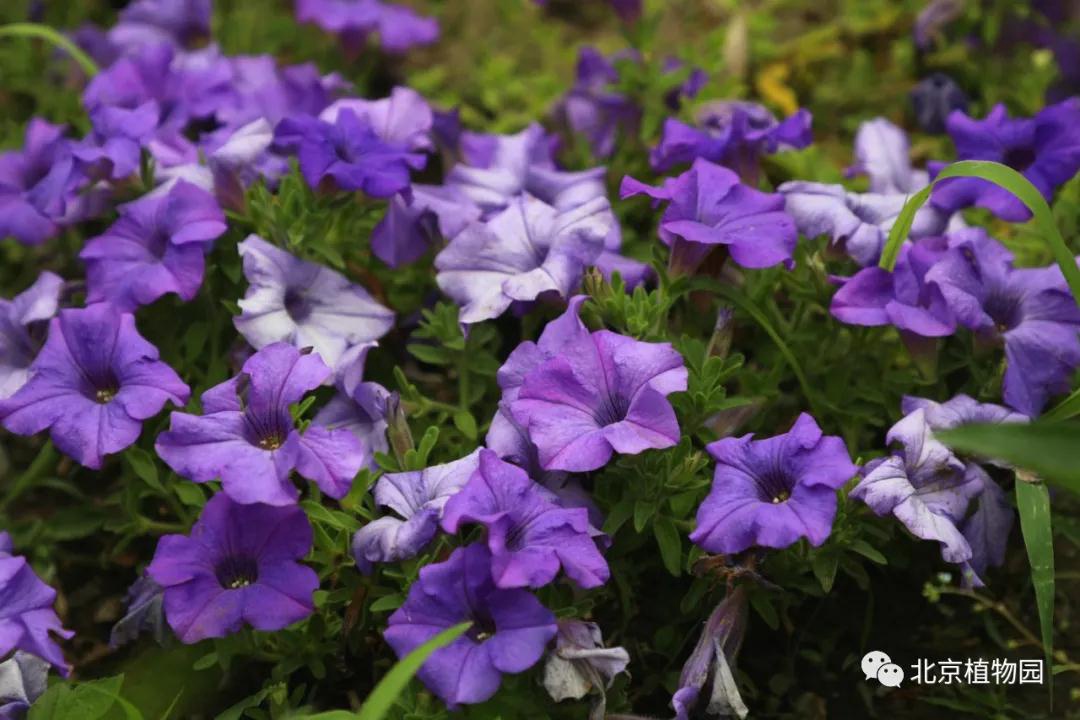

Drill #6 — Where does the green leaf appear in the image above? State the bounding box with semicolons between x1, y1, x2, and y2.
29;675;132;720
1015;479;1055;700
849;540;887;565
368;594;404;613
453;410;478;440
1042;387;1080;422
125;448;162;492
0;23;100;76
937;422;1080;494
632;499;655;532
878;161;1080;312
653;517;683;576
355;622;472;720
811;552;839;593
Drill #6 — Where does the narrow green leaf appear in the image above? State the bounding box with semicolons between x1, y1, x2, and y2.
356;622;472;720
653;518;683;576
1015;479;1055;700
0;22;100;76
1042;387;1080;422
878;161;1080;313
811;552;839;593
937;422;1080;494
452;410;478;440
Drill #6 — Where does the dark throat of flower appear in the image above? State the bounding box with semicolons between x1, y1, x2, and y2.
215;555;259;590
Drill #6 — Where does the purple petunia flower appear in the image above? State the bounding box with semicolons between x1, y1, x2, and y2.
848;117;929;194
0;652;49;719
212;56;346;134
319;86;434;153
621;158;797;273
441;450;609;589
672;586;749;720
156;342;367;506
109;0;212;52
370;184;483;267
445;123;649;287
931;99;1080;221
851;395;1025;585
542;620;629;710
651;100;812;179
233;235;394;372
312;378;390;468
352;449;481;568
690;413;858;554
435;195;611;325
509;315;687;472
830;235;956;338
147;493;319;643
274;109;426;197
384;543;557;707
295;0;439;53
0;305;189;469
80;181;226;311
557;48;642;160
0;534;73;674
0;119;85;246
779;180;954;266
0;272;64;400
73;103;159;181
925;229;1080;415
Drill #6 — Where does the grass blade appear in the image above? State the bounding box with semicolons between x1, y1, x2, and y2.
0;23;100;77
356;621;472;720
878;160;1080;313
937;422;1080;494
1015;479;1055;700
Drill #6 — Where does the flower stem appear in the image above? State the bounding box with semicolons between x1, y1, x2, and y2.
0;441;58;513
0;23;100;77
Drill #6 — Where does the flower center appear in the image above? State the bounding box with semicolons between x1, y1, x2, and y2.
1003;146;1036;172
95;387;118;404
215;556;259;589
283;287;313;323
467;617;498;643
755;470;795;505
594;393;630;427
258;433;285;450
984;291;1023;335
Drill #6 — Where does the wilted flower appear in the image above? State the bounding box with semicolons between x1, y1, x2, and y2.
621;158;797;273
352;450;481;568
80;181;226;311
932;99;1080;221
441;450;609;589
147;493;319;643
0;119;85;246
435;196;611;324
0;305;189;469
0;272;64;400
672;586;749;720
370;184;482;267
109;575;167;648
312;378;390;468
910;74;968;134
509;320;687;472
384;543;557;707
543;620;629;716
156;342;367;506
690;413;858;554
233;234;394;372
925;229;1080;415
0;533;73;674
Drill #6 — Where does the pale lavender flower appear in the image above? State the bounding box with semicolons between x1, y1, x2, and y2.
234;234;394;372
0;272;64;400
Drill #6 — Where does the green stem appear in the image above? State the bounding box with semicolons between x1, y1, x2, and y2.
0;441;57;512
0;23;100;77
